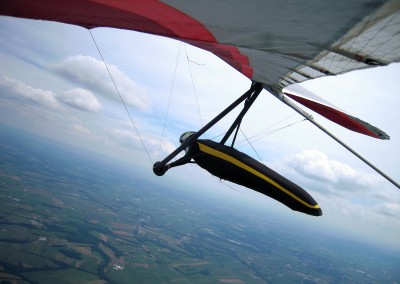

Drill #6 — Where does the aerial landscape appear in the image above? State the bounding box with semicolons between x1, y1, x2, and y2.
1;126;399;283
1;1;400;283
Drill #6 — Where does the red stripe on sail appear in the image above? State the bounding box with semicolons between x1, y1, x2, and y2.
285;93;380;139
1;0;253;78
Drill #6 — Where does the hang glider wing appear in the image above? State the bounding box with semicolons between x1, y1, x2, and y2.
1;0;399;91
1;0;399;139
283;84;390;139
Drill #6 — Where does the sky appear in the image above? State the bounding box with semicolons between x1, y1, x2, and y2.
0;16;399;250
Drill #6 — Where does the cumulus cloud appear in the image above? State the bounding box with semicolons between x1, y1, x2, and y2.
0;76;103;113
285;149;382;192
0;76;58;108
52;55;150;111
58;88;101;112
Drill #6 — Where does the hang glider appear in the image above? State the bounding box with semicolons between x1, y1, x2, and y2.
153;85;323;216
1;1;399;192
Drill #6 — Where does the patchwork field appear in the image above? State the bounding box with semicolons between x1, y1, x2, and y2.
0;126;399;283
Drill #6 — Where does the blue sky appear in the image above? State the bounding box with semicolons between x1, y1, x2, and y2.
0;16;399;250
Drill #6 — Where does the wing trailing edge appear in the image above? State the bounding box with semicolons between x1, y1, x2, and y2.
283;84;390;140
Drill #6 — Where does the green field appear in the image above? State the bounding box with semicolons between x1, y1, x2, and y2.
0;126;399;283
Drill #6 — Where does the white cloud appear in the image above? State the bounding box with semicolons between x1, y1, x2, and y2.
0;76;102;113
52;55;150;111
285;149;382;192
71;124;92;135
372;203;400;218
108;128;145;151
110;128;137;142
0;76;58;108
58;88;101;112
157;139;177;158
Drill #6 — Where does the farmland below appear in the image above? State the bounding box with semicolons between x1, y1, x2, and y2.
0;126;399;283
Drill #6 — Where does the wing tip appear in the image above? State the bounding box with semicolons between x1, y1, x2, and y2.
377;131;390;140
283;86;391;140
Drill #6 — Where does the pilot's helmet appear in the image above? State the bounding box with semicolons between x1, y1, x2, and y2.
179;131;196;144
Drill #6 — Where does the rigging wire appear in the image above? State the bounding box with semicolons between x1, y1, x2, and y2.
157;42;182;161
234;116;305;165
239;129;265;165
210;112;298;144
219;179;241;192
239;113;297;142
156;43;203;161
236;118;306;147
184;44;204;127
187;59;205;66
89;30;153;165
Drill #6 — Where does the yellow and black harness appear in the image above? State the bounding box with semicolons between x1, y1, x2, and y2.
194;140;322;216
